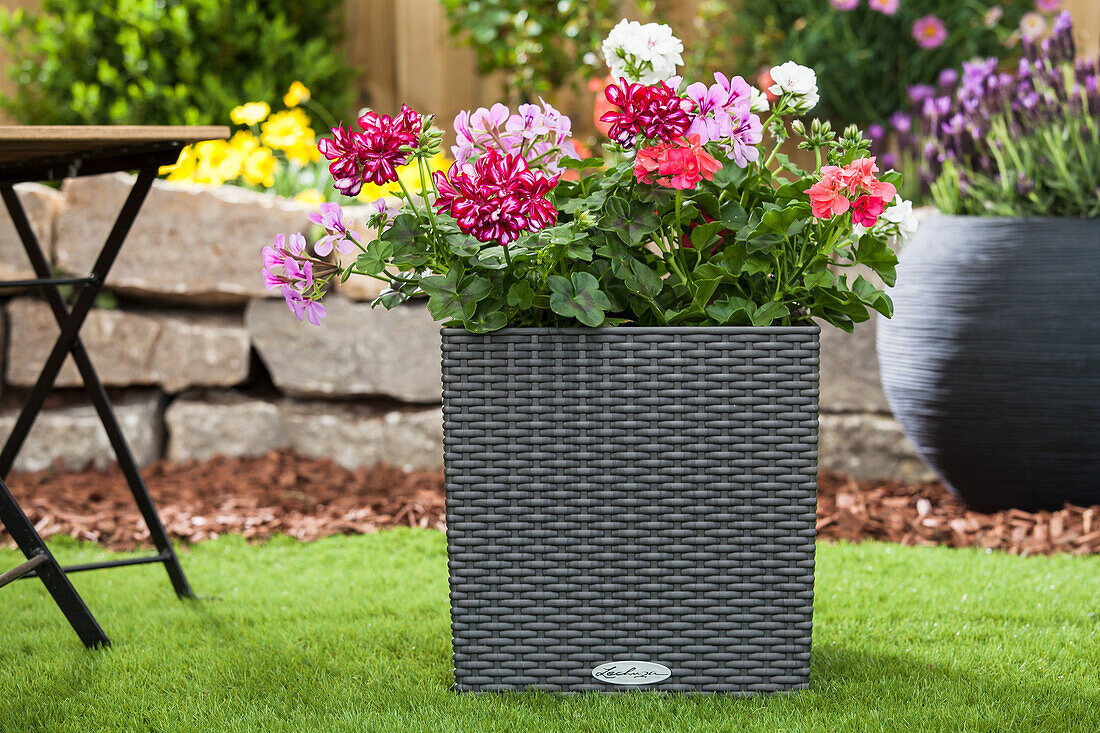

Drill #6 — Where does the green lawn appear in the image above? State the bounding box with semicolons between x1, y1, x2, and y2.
1;531;1098;732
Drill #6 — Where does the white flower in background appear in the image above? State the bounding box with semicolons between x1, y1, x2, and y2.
768;61;820;112
601;19;684;86
749;86;770;113
881;195;919;240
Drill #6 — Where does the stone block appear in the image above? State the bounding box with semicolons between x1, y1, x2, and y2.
819;413;935;482
54;173;309;304
5;299;250;393
0;183;62;281
164;391;443;471
819;318;890;414
247;295;441;403
0;390;163;472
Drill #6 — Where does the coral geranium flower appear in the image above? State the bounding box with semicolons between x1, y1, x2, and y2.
634;134;721;190
805;165;851;219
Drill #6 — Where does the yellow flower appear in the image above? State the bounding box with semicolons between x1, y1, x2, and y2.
230;101;271;126
242;146;278;188
160;146;198;181
295;189;325;206
358;153;451;200
228;130;261;155
283;81;311;108
261;108;315;151
284;140;322;166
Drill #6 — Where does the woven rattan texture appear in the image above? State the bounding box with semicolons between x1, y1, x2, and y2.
442;327;820;694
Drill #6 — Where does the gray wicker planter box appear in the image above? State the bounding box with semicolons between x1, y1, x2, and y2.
441;326;820;694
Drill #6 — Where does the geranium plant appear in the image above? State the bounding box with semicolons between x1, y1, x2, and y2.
263;20;914;332
897;11;1099;218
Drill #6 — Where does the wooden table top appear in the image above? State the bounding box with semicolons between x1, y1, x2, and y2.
0;125;231;164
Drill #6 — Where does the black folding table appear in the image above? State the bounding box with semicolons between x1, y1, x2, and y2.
0;126;228;647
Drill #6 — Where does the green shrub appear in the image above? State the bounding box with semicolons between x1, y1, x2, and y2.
0;0;357;125
440;0;622;102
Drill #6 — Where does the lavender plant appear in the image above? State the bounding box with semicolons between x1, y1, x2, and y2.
899;11;1099;218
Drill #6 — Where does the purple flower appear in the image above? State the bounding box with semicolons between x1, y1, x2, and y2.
281;287;327;326
907;84;935;104
889;111;912;133
867;123;886;141
684;72;753;146
452;100;576;174
727;112;763;168
261;231;332;326
913;16;948;50
938;68;959;90
308;202;361;257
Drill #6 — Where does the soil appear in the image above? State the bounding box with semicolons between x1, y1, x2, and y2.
2;450;1097;556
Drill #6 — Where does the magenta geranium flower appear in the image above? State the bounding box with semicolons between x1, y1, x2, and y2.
601;79;691;145
912;15;948;50
317;105;422;196
432;149;560;245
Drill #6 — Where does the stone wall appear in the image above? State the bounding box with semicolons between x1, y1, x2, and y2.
0;173;931;481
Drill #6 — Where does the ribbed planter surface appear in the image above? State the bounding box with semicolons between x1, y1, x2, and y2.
877;216;1100;512
441;326;819;693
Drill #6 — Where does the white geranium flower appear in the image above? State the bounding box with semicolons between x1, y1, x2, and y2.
749;86;770;114
768;61;819;112
601;19;684;86
881;195;919;240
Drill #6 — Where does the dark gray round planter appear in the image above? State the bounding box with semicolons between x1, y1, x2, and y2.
877;215;1100;513
441;326;819;694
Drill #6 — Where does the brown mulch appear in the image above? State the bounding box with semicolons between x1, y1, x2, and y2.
1;450;1097;556
817;471;1100;556
2;449;445;551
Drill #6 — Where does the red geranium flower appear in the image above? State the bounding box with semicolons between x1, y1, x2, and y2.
432;149;560;245
634;135;722;190
317;104;422;196
601;79;691;146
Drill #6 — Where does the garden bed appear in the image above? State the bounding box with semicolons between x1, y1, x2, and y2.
2;449;1097;556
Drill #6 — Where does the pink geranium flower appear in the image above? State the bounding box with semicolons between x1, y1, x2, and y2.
912;15;948;49
851;195;888;227
841;157;898;201
634;135;722;190
830;0;859;10
804;166;851;219
868;0;899;15
432;149;560;245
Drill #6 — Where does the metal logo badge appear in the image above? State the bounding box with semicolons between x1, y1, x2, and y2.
591;661;672;686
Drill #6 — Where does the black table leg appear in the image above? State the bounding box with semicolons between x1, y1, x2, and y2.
0;171;194;599
0;479;110;647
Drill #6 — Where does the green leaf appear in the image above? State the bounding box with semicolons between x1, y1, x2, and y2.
419;269;491;321
750;301;790;326
852;274;894;318
547;272;611;327
600;197;660;245
853;234;899;286
690;221;725;251
559;156;604;171
354;238;393;276
447;234;482;257
719;200;748;230
706;295;755;325
565;241;593;261
506;281;535;309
